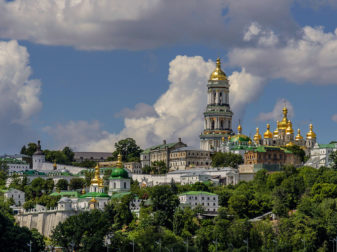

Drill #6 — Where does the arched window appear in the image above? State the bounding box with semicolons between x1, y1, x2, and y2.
220;120;224;129
211;120;215;130
113;182;116;189
124;182;127;189
219;92;222;105
213;92;216;104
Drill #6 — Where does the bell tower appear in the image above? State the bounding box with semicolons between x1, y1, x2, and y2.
200;58;233;151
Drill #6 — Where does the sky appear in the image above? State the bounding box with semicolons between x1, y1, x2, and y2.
0;0;336;153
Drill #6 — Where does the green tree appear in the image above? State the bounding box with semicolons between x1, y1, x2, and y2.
150;185;180;228
23;142;38;156
330;150;337;170
151;161;168;174
44;178;54;194
51;209;111;252
62;146;75;163
0;212;45;251
84;170;94;186
0;160;8;186
56;179;69;191
36;195;61;209
112;138;142;162
211;152;243;168
69;178;85;190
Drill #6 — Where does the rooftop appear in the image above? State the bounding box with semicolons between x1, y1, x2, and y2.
178;191;217;196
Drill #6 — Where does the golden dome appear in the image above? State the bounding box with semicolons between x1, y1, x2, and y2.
286;141;295;147
210;58;227;81
295;128;303;141
91;164;104;187
237;124;242;134
279;106;288;130
248;140;252;146
116;153;123;168
81;187;86;194
286;120;294;135
273;121;279;137
264;124;273;139
228;135;231;141
306;124;316;139
253;128;262;142
53;160;57;170
90;197;97;203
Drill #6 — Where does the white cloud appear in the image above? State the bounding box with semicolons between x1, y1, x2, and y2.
229;68;265;120
230;25;337;85
0;0;297;50
332;114;337;123
257;99;294;122
115;103;158;119
46;56;265;151
0;40;42;152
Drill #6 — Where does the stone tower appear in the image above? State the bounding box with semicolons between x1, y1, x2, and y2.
200;58;233;151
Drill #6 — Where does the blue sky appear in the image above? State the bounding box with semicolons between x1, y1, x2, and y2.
0;0;336;153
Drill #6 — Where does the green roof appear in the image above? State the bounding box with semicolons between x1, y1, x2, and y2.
0;157;28;164
178;191;217;196
79;192;110;198
319;144;336;148
110;191;131;199
50;191;80;198
110;167;129;179
141;142;181;154
230;134;251;143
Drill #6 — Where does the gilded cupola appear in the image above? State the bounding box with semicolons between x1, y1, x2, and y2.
254;128;262;143
295;129;303;141
306;124;316;139
210;58;227;81
237;123;242;134
91;164;104;188
264;124;273;139
273;121;279;137
279;106;288;130
286;120;294;135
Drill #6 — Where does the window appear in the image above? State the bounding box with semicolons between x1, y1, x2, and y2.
202;197;204;200
124;182;127;189
114;182;116;189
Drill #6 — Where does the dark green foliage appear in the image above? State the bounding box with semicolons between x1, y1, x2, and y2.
142;161;168;174
211;152;244;168
69;178;85;190
0;212;45;251
51;209;111;252
0;160;8;186
43;147;74;165
150;185;180;228
330;150;337;170
56;179;69;191
20;142;38;156
111;138;142;162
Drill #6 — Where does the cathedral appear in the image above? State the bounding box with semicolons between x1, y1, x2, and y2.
200;58;317;153
252;106;317;149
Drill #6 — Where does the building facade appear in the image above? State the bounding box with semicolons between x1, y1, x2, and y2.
305;142;337;168
244;146;301;166
140;139;187;168
200;58;234;151
4;188;25;206
178;191;219;212
169;147;211;171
